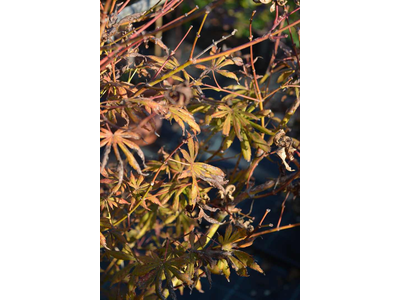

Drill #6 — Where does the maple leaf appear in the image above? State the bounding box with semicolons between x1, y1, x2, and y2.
165;105;201;135
178;138;227;205
210;102;270;161
218;223;247;251
133;98;169;116
194;46;240;84
100;128;148;192
213;224;264;278
127;174;163;211
131;252;194;300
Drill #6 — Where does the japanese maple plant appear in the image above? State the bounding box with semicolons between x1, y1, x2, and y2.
100;0;300;298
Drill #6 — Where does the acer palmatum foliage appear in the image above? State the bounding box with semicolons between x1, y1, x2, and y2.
100;0;299;298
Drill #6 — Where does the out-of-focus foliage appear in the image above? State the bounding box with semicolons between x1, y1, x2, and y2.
100;0;299;298
183;0;299;45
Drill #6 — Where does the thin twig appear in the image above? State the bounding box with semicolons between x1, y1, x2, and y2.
277;192;290;229
201;83;260;102
151;25;193;81
250;223;299;238
194;29;237;61
116;0;131;14
249;10;263;105
100;0;181;70
190;10;210;59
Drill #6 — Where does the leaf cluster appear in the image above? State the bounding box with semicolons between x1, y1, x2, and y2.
100;0;300;298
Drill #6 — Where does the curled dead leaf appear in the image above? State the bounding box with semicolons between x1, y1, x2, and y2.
273;130;296;171
276;146;295;172
164;81;193;107
218;184;236;201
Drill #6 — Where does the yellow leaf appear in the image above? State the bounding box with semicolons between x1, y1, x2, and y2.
240;132;251;162
169;106;201;135
222;114;232;136
217;70;239;83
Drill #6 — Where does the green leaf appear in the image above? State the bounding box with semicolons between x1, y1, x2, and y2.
165;265;194;286
223;129;236;151
234;250;264;274
164;268;177;300
277;70;294;83
110;263;136;285
219;259;231;282
132;262;159;276
155;269;166;300
240;132;251;162
106;250;136;261
248;131;270;153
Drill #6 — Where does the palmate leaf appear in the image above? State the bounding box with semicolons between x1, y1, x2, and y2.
210;103;270;161
209;224;264;279
210;103;258;139
100;128;147;177
194;48;240;83
154;180;189;211
167;106;201;135
178;138;227;205
131;252;194;300
145;150;185;181
232;250;264;274
218;223;247;251
110;263;136;285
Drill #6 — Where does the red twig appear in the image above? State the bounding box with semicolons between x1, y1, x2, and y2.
277;192;290;229
116;0;131;14
249;223;300;238
274;4;279;25
259;209;271;227
100;0;112;43
212;70;222;90
151;25;193;81
163;0;169;10
285;15;300;69
100;0;181;70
